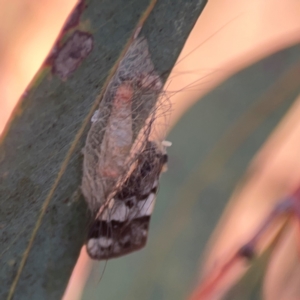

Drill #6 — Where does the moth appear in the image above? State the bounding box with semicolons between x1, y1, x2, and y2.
82;34;170;260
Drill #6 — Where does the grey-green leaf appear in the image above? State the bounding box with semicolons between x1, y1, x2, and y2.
0;0;207;299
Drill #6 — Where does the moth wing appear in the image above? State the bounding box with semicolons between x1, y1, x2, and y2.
86;191;157;260
86;141;167;260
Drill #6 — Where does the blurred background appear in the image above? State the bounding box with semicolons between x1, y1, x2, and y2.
2;0;300;299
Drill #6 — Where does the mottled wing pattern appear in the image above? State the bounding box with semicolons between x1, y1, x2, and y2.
86;141;168;260
81;36;163;213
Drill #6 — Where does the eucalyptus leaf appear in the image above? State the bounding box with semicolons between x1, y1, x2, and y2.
0;0;207;299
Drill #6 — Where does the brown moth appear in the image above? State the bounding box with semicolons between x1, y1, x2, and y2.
81;35;170;260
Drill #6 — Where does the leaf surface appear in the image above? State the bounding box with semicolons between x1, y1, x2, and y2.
0;0;207;299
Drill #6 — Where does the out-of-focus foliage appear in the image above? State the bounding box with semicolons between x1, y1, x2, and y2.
83;43;300;300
